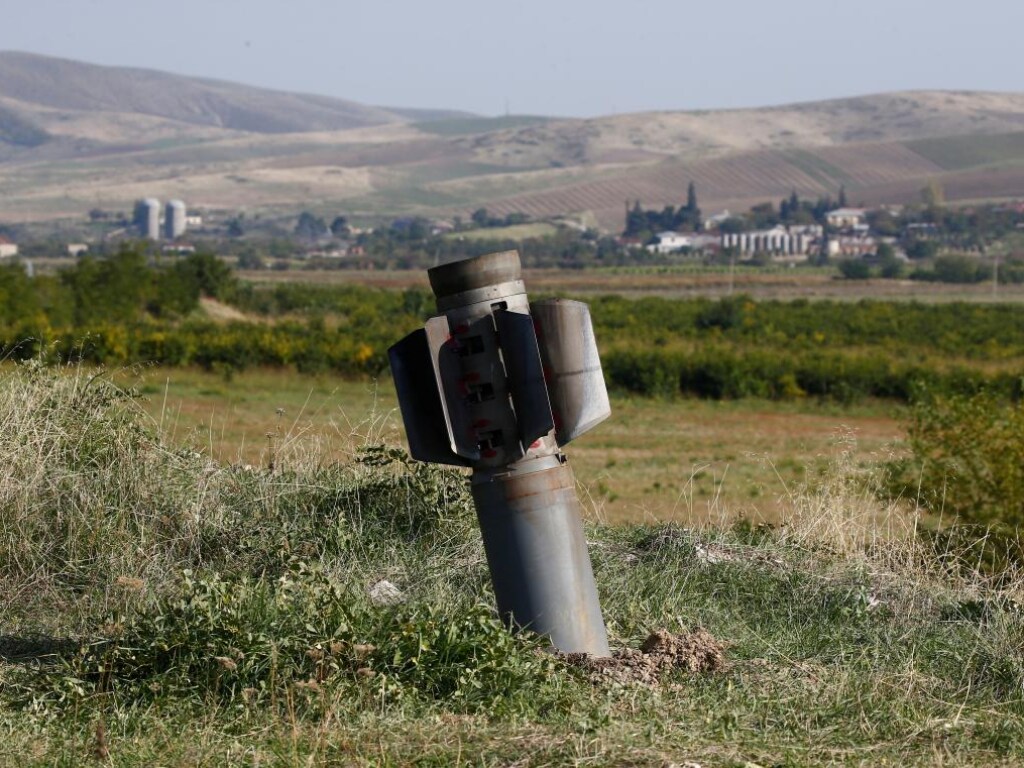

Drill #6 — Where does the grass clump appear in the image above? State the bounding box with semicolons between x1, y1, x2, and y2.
0;362;475;630
17;567;564;719
0;361;210;600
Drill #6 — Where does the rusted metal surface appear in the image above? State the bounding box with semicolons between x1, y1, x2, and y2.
428;249;521;300
472;459;609;656
493;308;554;449
388;250;612;656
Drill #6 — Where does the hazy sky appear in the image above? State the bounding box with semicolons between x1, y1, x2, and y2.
2;0;1022;118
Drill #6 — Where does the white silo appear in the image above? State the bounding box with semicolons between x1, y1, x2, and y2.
165;200;187;240
134;198;161;240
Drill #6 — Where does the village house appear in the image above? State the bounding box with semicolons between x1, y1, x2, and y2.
790;223;824;238
905;222;939;237
828;235;878;258
646;231;693;254
826;208;868;229
161;243;196;255
0;235;18;258
429;220;455;236
702;210;732;230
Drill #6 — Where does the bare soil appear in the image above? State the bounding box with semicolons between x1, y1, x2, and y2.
563;628;725;686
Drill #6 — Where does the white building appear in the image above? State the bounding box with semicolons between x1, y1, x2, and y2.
0;236;18;258
720;225;812;257
646;231;694;254
703;210;733;230
790;223;824;238
828;236;878;257
134;198;161;240
826;208;868;229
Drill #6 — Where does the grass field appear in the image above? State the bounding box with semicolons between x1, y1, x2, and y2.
906;131;1024;171
5;363;1024;766
236;266;1024;303
443;222;559;241
412;115;552;137
123;367;903;525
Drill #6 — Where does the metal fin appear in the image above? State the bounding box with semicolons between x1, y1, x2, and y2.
388;329;472;466
494;308;554;449
425;316;481;461
530;299;611;445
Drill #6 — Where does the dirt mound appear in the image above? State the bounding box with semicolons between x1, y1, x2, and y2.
564;628;724;686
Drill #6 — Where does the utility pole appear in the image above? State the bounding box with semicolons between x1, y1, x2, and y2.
992;246;1000;300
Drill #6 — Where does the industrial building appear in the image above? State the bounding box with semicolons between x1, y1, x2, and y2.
165;200;187;240
720;226;813;257
133;198;161;240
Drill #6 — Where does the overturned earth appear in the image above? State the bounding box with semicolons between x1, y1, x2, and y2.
562;628;725;686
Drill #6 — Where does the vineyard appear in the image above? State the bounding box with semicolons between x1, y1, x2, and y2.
804;142;944;187
453;134;1024;230
907;130;1024;171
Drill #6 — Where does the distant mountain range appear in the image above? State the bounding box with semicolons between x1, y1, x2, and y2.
2;51;1024;230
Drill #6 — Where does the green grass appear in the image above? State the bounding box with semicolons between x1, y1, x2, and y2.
399;161;543;185
780;149;856;188
413;115;552;137
907;131;1024;171
445;222;560;242
3;362;1024;765
117;367;902;526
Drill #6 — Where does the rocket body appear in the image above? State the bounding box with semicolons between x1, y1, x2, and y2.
389;250;611;656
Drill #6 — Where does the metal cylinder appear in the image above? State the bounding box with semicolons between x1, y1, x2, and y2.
428;249;521;300
390;250;612;657
471;457;610;656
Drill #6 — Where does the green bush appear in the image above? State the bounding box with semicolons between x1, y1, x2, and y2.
5;284;1024;405
898;389;1024;529
837;259;872;280
910;254;994;284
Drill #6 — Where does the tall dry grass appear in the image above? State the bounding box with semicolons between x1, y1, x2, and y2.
0;362;475;631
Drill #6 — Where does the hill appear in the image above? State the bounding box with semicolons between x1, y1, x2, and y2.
1;52;1023;228
0;51;471;136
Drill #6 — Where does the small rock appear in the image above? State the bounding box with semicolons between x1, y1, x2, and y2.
368;579;403;606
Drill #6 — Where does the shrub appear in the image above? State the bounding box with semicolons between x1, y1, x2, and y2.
837;259;872;280
933;255;991;284
0;362;206;592
898;390;1024;529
